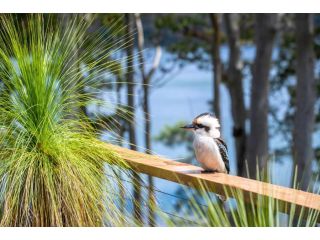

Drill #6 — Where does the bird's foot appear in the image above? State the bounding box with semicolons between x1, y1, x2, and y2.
201;169;218;173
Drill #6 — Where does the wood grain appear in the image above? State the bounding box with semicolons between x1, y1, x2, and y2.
106;144;320;214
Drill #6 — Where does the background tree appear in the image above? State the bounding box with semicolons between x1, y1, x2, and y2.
154;14;222;116
210;13;222;118
125;13;142;223
293;13;316;189
247;14;278;177
224;13;247;176
135;13;162;226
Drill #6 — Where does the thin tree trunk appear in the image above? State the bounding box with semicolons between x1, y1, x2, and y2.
144;83;155;226
115;74;126;220
293;14;316;190
125;13;142;223
135;13;162;226
247;14;278;178
209;13;222;119
224;13;247;176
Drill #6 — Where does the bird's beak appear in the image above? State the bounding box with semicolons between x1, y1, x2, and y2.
181;123;195;130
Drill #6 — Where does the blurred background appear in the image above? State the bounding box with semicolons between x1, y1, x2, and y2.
87;13;320;223
7;13;320;225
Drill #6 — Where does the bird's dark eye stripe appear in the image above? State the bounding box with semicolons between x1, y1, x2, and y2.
196;124;205;128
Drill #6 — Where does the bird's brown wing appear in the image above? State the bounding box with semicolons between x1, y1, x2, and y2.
214;138;230;174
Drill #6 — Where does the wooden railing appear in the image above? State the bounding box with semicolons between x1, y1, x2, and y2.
107;144;320;220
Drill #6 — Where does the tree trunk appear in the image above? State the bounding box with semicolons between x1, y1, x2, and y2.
144;82;155;226
247;14;278;178
135;13;162;226
115;72;126;220
224;13;247;176
293;14;316;190
125;13;142;223
209;14;222;119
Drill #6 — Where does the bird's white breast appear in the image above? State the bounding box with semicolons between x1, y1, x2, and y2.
193;135;226;173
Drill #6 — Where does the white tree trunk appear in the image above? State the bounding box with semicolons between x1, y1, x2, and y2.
293;14;316;190
135;13;162;226
247;14;278;178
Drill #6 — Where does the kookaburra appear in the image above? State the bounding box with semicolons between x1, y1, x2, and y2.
182;113;230;174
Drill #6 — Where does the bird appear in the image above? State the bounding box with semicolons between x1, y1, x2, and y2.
181;112;230;174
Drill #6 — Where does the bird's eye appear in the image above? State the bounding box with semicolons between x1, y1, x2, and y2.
195;123;210;132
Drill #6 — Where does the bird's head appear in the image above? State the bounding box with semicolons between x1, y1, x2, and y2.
181;113;221;138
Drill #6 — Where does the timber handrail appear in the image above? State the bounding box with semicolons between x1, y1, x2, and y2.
106;144;320;215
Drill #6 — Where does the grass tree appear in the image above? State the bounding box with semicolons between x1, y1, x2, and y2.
0;14;133;226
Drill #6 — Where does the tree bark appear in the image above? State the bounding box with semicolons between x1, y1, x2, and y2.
247;14;278;178
224;14;247;176
209;14;222;119
125;13;142;223
293;14;316;190
135;13;162;226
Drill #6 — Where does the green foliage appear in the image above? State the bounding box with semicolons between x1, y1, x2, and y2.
184;183;320;227
154;14;211;69
162;168;320;227
154;121;190;147
154;121;194;163
0;14;132;226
